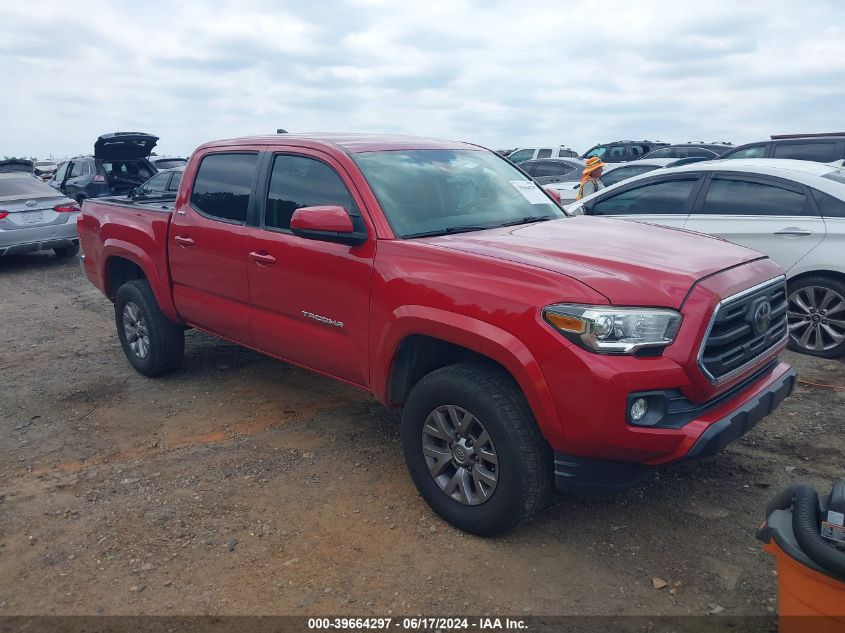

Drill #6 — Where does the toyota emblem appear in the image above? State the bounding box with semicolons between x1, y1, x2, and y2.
753;301;772;335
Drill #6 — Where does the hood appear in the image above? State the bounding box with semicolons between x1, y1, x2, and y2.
420;216;765;308
94;132;158;160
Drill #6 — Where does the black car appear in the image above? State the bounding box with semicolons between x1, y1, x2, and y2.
49;132;158;203
131;167;184;199
519;158;585;184
581;140;669;163
641;143;732;160
720;134;845;163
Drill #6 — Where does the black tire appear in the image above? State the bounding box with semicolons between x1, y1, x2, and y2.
53;244;79;257
401;363;553;535
115;280;184;376
787;275;845;358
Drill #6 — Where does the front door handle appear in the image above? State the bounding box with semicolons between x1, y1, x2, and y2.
174;235;195;247
249;251;277;266
774;228;812;236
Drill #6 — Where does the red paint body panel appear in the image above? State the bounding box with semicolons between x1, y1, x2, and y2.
77;133;794;468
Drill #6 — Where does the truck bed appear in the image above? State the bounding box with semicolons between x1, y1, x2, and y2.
91;195;175;214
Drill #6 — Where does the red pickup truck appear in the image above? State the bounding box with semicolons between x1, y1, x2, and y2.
78;134;795;535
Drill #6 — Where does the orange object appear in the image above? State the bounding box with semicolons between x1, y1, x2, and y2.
763;539;845;632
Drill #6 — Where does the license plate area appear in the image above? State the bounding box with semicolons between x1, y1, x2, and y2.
20;210;45;225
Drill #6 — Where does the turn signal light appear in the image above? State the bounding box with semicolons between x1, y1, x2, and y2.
54;203;81;213
544;312;586;333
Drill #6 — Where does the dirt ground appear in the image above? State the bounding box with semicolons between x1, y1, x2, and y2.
1;251;843;618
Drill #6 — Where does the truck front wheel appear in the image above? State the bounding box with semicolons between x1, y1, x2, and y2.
401;363;553;535
115;280;184;377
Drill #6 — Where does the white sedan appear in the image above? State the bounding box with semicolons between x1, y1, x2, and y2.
566;158;845;358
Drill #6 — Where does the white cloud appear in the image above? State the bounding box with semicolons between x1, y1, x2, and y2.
1;0;843;159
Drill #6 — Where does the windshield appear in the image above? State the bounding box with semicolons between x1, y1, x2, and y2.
352;149;563;238
154;159;187;169
0;175;58;198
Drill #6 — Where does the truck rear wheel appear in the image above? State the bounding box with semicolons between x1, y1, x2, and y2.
115;280;184;377
401;363;553;535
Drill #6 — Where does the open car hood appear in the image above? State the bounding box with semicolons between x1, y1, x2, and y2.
94;132;159;160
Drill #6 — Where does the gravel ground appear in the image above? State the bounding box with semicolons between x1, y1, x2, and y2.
1;252;843;617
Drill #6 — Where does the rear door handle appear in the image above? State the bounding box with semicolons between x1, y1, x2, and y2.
774;228;812;236
174;235;195;247
249;251;277;266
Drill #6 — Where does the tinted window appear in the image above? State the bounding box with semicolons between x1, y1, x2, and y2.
607;145;627;160
508;149;534;163
0;175;59;197
592;179;697;216
265;155;355;231
722;144;766;159
699;178;806;216
167;171;183;191
772;142;838;162
69;162;84;178
154;158;188;169
519;161;538;176
536;148;553;159
532;162;571;177
190;153;257;223
601;165;662;187
144;173;170;192
628;145;647;158
812;189;845;218
642;147;675;159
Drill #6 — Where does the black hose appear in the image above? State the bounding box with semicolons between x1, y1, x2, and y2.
789;484;845;581
765;484;799;517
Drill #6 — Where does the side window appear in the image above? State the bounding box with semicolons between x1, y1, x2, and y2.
722;144;766;159
190;153;258;223
532;162;567;177
167;171;183;191
699;178;807;216
592;179;698;216
628;145;647;158
265;155;356;231
772;142;837;163
508;149;534;163
812;189;845;218
144;173;170;192
54;162;69;181
601;165;661;187
519;161;537;176
584;146;606;159
69;162;84;178
536;148;553;159
607;145;627;160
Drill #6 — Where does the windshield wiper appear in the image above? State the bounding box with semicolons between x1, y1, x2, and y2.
403;225;499;239
498;215;558;227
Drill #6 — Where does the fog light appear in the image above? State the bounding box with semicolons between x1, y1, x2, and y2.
630;398;648;422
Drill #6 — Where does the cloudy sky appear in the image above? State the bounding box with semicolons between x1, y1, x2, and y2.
2;1;843;159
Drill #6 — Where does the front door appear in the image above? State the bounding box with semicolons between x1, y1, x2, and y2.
169;149;261;345
246;150;375;386
683;174;826;272
587;174;702;229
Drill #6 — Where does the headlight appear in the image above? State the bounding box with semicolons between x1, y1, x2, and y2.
543;304;682;354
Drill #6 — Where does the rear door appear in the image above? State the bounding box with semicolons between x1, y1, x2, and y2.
246;149;376;386
683;173;826;272
585;173;702;228
62;160;87;199
168;148;261;344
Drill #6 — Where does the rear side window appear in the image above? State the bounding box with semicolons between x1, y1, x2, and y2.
722;144;766;159
592;178;697;215
812;189;845;218
532;162;570;177
772;142;838;162
265;155;356;231
699;178;806;216
190;153;258;223
601;165;661;187
69;162;84;177
536;148;553;158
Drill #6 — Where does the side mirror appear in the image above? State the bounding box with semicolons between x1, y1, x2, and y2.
542;186;562;205
290;205;367;246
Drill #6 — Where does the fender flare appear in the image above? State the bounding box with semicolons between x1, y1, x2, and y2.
101;240;182;323
372;305;564;446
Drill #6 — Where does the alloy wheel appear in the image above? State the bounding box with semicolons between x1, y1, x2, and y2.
421;405;499;505
122;301;151;359
787;285;845;353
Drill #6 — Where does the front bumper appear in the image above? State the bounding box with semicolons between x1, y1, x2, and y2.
553;364;796;494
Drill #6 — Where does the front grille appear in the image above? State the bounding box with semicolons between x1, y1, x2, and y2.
699;277;787;383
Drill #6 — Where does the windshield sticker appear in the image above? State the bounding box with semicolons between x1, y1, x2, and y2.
511;180;550;204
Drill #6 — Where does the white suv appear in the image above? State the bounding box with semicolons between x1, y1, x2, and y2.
567;159;845;357
507;146;578;163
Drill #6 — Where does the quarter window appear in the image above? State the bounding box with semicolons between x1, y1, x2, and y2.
265;155;356;231
812;189;845;218
699;178;806;216
190;153;257;223
592;179;697;215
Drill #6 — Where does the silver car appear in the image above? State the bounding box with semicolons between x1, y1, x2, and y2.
0;173;81;257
